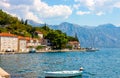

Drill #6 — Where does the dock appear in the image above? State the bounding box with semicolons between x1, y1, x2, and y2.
0;67;10;78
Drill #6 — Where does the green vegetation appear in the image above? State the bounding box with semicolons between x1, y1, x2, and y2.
0;9;79;49
66;45;72;50
45;30;68;49
0;9;33;37
36;46;45;50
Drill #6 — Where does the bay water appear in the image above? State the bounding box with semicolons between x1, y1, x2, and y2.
0;48;120;78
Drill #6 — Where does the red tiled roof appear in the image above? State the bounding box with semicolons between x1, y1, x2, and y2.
68;41;79;44
32;38;37;40
35;31;43;34
25;37;32;41
18;36;26;40
0;33;17;37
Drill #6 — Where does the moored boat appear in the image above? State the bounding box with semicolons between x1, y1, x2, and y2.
86;48;99;52
29;48;36;53
45;70;83;78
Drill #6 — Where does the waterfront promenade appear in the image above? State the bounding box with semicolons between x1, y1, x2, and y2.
0;48;86;54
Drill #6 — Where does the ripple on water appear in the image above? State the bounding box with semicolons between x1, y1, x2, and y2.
0;48;120;78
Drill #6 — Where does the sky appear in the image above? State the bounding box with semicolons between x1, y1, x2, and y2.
0;0;120;26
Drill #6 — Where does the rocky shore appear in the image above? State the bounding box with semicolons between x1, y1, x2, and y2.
0;67;10;78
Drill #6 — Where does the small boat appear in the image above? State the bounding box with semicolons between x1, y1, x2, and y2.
86;48;99;52
45;70;83;78
29;48;36;53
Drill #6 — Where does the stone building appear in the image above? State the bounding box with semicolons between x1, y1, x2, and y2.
0;33;18;52
18;36;27;52
35;31;43;39
68;41;80;49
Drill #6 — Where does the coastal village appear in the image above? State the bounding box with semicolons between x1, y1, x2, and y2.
0;32;81;53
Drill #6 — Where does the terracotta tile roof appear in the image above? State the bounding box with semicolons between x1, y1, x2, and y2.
25;37;39;43
32;38;38;40
25;37;32;41
35;31;43;34
0;33;17;37
25;37;39;40
68;41;79;44
18;36;26;40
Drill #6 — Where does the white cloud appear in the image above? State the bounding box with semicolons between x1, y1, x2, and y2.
84;0;95;10
25;11;43;23
73;4;81;9
74;0;95;10
117;24;120;27
76;11;90;15
74;0;120;15
0;0;10;9
114;2;120;8
96;12;104;16
32;0;72;19
0;0;72;23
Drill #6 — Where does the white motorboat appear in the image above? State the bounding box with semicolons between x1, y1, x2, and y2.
45;70;83;78
86;48;99;52
29;48;36;53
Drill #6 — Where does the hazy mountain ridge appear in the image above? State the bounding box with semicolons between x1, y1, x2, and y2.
28;21;120;48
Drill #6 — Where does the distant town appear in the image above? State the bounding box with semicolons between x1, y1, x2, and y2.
0;32;81;53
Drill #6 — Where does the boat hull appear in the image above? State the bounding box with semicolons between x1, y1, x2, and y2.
29;50;36;53
45;70;82;78
86;48;99;52
29;48;36;53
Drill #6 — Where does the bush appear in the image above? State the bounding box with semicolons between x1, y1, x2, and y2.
36;46;45;50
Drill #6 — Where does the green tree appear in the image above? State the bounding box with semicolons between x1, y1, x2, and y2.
45;30;68;49
36;46;45;50
25;20;28;25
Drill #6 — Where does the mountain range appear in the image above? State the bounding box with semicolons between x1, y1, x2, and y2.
28;20;120;48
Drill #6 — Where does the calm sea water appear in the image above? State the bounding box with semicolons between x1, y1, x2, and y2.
0;48;120;78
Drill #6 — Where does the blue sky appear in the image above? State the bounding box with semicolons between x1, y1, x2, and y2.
0;0;120;26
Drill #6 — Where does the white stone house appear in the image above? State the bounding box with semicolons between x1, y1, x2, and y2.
18;36;27;52
35;31;43;39
67;41;80;49
26;37;41;48
0;33;18;52
35;31;51;46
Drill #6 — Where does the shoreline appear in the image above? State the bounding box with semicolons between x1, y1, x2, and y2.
0;49;86;55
